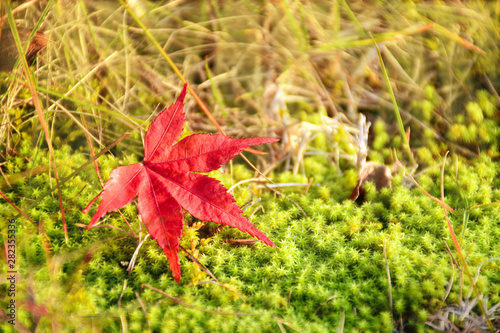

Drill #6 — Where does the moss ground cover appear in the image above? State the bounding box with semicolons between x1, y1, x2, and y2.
1;141;500;331
1;0;500;332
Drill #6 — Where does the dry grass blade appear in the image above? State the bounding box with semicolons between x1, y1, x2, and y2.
117;279;128;333
117;0;265;156
5;1;69;241
0;73;145;127
395;155;457;214
469;201;500;210
416;13;485;55
442;254;455;303
371;33;416;166
427;298;500;332
337;310;345;333
239;153;276;185
81;114;103;186
262;183;307;217
439;152;494;332
473;258;500;285
117;0;224;135
126;234;150;278
0;164;48;188
0;0;40;21
134;290;152;333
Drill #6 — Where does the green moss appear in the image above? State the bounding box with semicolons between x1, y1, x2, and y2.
466;102;484;124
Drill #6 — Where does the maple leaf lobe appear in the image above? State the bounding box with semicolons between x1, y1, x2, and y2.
87;164;144;229
144;84;187;163
147;164;277;249
137;171;183;280
164;134;279;172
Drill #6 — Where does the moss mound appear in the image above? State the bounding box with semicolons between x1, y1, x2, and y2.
1;140;499;331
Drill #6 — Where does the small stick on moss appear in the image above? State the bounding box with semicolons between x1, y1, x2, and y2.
250;205;265;218
117;210;137;238
142;284;255;316
222;239;258;245
207;225;226;239
134;290;152;332
117;279;128;333
197;280;246;302
64;184;87;202
179;245;218;282
315;295;338;313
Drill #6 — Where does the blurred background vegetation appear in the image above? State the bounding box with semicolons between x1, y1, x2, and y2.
1;0;500;332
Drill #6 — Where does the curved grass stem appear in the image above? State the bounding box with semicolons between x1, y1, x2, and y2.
440;152;494;332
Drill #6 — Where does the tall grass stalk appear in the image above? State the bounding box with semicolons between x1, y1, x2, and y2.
4;0;69;241
372;34;416;166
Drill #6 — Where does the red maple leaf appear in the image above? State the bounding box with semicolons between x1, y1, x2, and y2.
85;85;278;282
